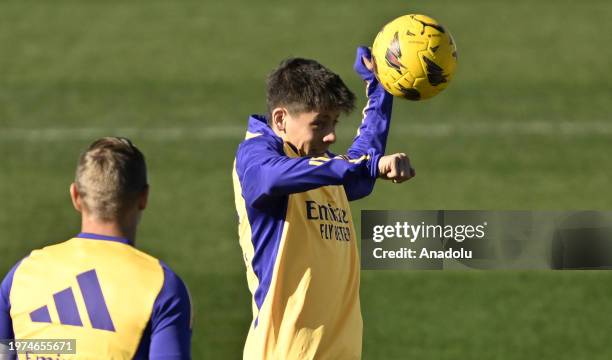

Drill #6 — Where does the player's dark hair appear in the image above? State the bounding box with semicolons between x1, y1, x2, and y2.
266;58;356;121
75;137;148;221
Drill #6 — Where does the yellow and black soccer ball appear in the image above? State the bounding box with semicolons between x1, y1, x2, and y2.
371;14;458;101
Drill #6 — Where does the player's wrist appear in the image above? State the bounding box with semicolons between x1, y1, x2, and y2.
353;46;376;82
367;151;382;178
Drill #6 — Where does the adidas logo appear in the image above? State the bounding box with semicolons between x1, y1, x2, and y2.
29;269;115;332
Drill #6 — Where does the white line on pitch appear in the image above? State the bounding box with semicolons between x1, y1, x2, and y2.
0;121;611;141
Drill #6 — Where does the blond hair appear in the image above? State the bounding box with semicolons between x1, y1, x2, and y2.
75;137;147;221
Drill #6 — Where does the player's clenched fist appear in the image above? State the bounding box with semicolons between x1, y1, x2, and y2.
377;153;415;183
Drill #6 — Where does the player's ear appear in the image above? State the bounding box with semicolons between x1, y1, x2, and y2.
271;108;287;132
138;185;149;211
69;183;82;213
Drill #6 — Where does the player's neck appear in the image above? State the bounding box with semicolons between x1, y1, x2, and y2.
271;128;306;156
80;216;138;245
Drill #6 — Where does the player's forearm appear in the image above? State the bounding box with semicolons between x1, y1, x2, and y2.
346;81;393;159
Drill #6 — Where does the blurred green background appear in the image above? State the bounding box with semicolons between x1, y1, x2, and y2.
1;0;611;358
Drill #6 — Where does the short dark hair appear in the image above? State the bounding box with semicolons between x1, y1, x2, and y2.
266;58;356;119
75;137;147;221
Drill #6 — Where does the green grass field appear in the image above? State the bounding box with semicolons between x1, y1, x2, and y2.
1;0;612;358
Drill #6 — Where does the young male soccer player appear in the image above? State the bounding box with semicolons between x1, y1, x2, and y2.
0;137;192;359
233;47;415;359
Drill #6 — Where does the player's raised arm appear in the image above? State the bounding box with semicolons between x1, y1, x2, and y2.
346;46;394;160
342;46;416;199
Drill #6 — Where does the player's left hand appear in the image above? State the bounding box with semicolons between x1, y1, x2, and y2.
354;46;376;82
377;153;415;183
